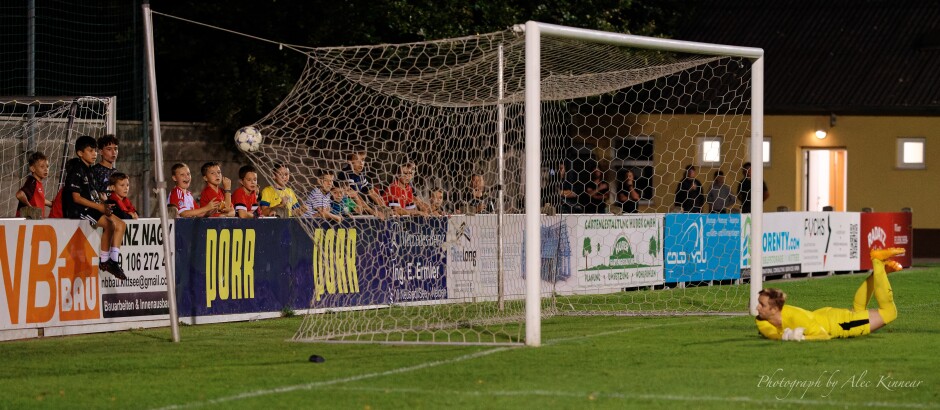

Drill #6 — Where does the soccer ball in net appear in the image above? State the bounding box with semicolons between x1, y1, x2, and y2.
234;126;263;153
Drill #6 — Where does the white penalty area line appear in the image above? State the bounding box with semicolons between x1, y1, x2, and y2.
153;316;735;409
321;385;940;409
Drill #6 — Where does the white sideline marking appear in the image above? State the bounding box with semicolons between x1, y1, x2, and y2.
321;386;940;409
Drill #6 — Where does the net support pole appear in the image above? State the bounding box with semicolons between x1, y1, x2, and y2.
748;56;765;316
523;21;542;347
496;44;506;311
26;0;36;157
143;1;181;343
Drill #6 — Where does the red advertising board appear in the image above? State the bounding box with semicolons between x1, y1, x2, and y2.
860;212;913;269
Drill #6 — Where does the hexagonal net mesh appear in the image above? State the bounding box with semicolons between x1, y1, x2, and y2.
0;97;114;219
240;27;755;344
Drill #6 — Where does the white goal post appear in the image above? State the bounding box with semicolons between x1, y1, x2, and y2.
521;22;764;346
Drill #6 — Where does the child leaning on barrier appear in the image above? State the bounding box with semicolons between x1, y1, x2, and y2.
199;161;235;217
168;163;219;218
330;185;359;216
15;151;52;219
259;163;306;217
106;172;138;219
304;169;342;222
232;164;260;218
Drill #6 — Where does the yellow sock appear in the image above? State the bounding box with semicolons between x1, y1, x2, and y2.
871;259;897;324
852;275;873;312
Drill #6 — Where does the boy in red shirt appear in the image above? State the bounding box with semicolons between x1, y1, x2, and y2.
383;161;429;216
169;163;219;218
15;151;52;219
232;165;260;218
107;172;138;219
199;161;234;217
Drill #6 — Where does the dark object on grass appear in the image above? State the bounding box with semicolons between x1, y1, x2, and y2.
309;354;325;363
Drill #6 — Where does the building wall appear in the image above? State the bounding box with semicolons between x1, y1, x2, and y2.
577;112;938;256
764;115;938;228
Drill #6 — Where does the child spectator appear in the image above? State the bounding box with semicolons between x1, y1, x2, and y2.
259;163;306;217
383;161;429;216
330;184;359;216
304;169;342;222
232;165;260;218
106;172;138;219
168;163;220;218
337;150;385;215
199;162;235;217
48;157;82;219
63;135;127;280
91;134;119;199
15;151;52;219
428;187;448;216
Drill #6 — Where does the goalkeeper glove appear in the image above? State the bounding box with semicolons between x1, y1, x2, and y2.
782;327;805;341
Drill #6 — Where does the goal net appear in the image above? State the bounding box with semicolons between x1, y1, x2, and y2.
0;97;115;218
240;23;762;345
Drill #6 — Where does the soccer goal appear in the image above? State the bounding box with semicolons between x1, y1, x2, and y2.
0;96;116;218
239;22;763;346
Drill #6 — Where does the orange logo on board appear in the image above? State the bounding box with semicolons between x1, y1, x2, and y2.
1;225;101;325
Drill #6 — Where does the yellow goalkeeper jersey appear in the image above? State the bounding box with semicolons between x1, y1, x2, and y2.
756;305;872;340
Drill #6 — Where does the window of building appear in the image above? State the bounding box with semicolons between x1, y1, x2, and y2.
763;137;771;167
744;136;772;166
896;137;925;169
697;136;722;166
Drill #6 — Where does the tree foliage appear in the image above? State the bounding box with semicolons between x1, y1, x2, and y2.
152;0;694;131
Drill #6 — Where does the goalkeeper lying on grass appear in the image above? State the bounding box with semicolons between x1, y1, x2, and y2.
755;247;905;341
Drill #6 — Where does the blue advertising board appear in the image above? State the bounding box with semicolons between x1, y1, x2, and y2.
663;214;741;282
382;218;448;303
174;217;449;318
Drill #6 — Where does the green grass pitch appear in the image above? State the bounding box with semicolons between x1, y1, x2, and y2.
1;265;938;409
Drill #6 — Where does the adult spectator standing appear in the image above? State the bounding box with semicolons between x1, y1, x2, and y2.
559;161;584;214
585;167;610;214
674;165;704;213
615;169;640;214
737;162;769;213
707;170;735;214
457;174;495;214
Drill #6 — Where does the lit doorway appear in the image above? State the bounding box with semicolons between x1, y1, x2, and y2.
802;148;847;211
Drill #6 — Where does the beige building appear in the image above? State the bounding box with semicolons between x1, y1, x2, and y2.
672;1;940;258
